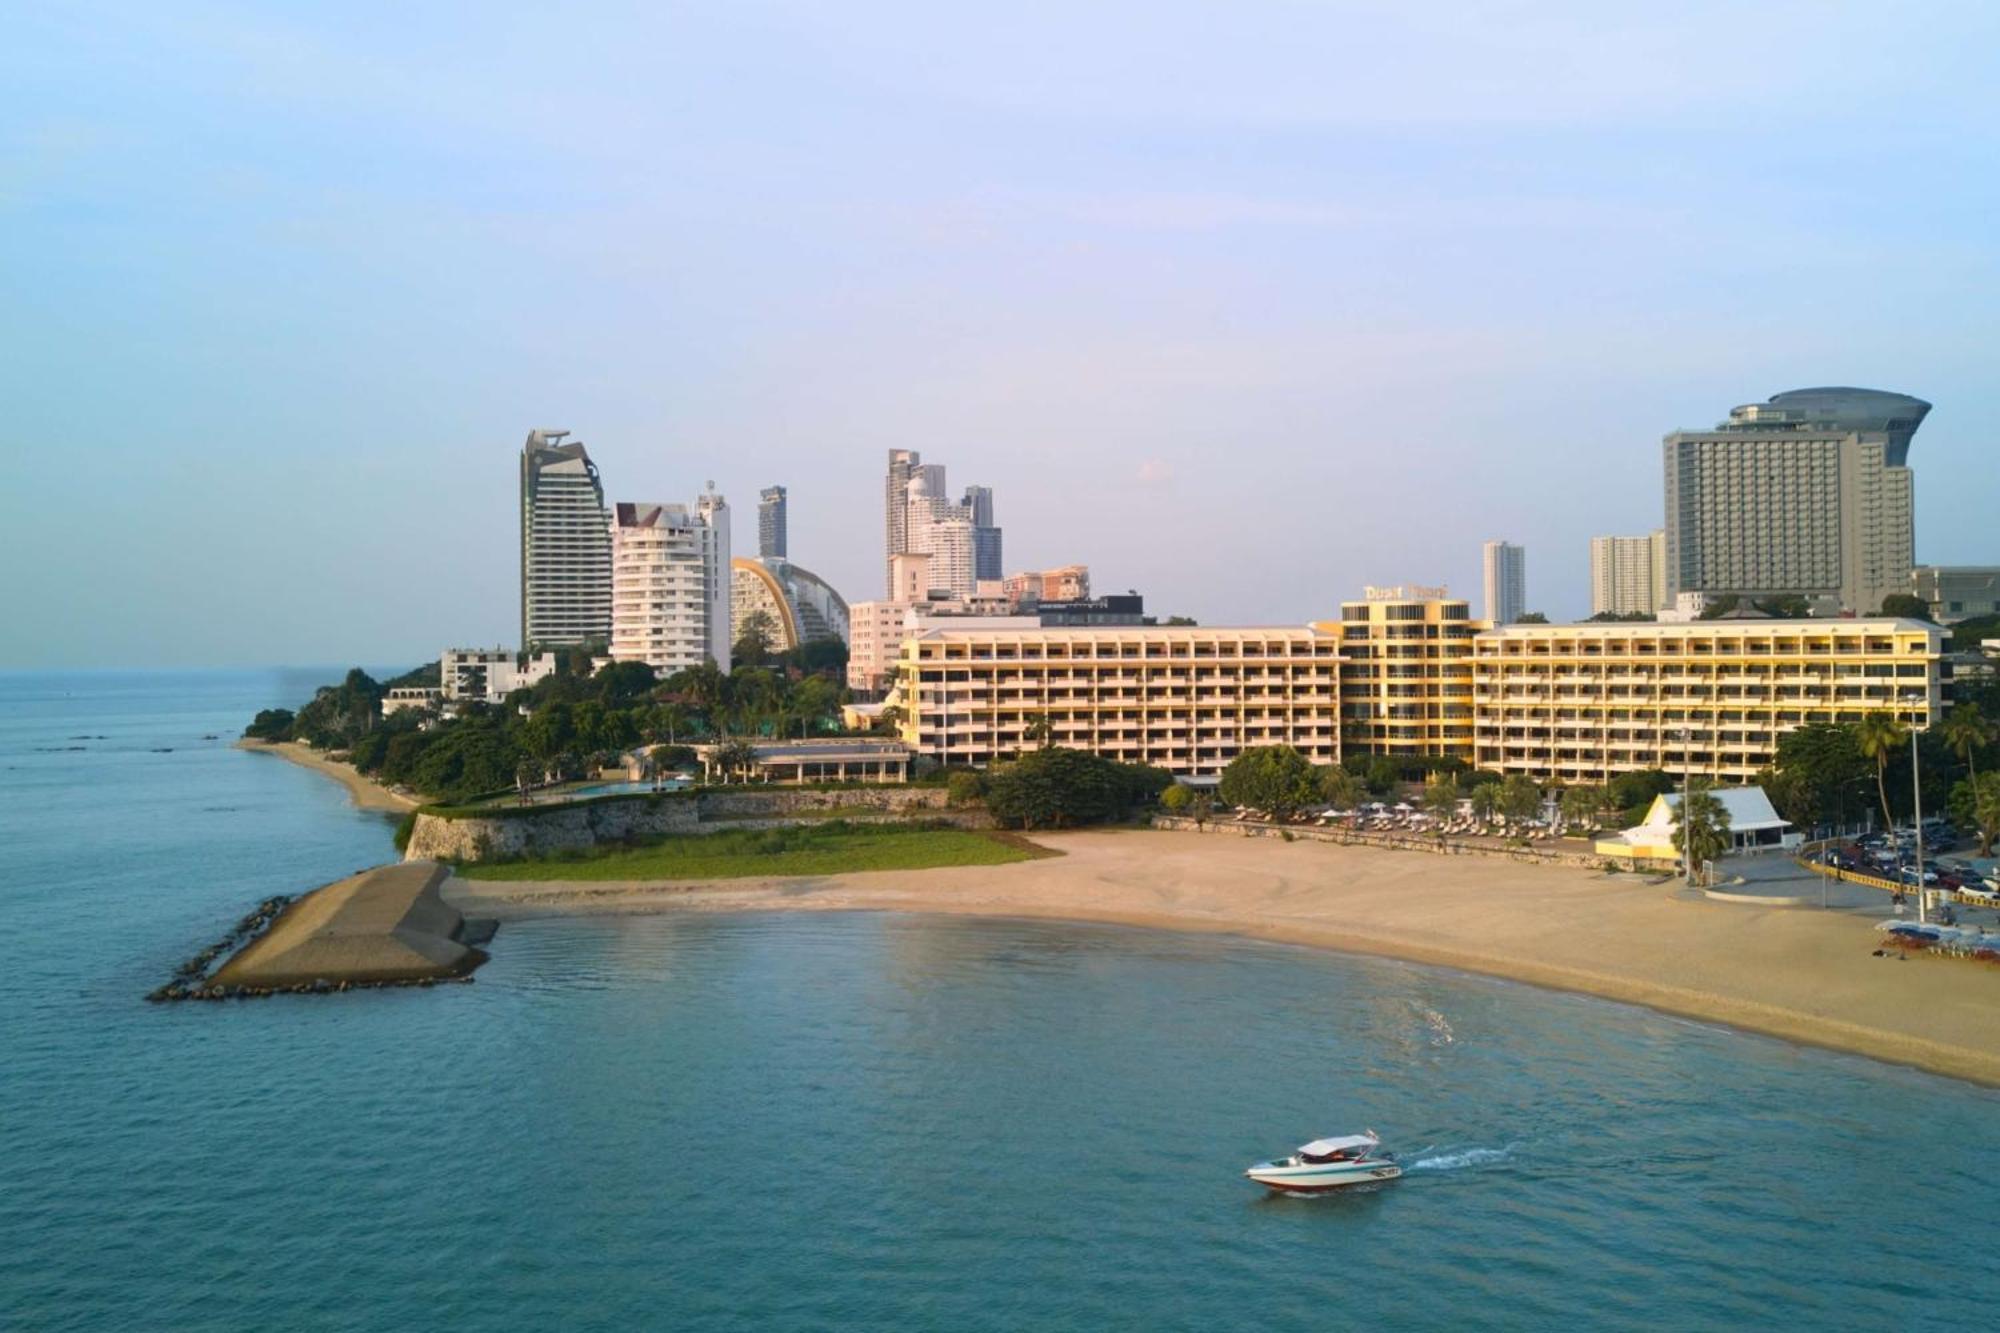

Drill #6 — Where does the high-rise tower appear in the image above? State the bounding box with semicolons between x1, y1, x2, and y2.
1482;540;1526;625
1663;387;1928;614
520;429;612;649
885;450;920;594
758;485;787;560
962;484;1002;581
1589;532;1667;617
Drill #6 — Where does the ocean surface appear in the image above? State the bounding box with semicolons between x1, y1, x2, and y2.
3;670;1998;1331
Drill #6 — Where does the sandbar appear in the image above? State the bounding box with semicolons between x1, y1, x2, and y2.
237;739;416;812
443;828;2000;1088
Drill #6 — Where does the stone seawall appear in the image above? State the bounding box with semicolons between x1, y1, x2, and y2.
404;786;957;863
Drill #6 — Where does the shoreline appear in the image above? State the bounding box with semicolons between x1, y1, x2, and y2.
443;829;2000;1090
235;739;416;813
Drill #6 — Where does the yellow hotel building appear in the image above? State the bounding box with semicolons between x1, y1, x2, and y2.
1315;588;1489;761
1471;618;1942;783
893;624;1341;775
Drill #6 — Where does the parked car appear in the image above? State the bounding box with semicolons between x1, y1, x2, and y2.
1958;884;2000;905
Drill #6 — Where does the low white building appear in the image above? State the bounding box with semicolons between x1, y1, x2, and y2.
441;648;560;704
381;686;443;716
1595;786;1800;862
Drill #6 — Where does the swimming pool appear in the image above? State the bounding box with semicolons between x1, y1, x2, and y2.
562;779;690;799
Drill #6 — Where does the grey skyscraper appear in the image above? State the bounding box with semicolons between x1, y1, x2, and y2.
963;484;1002;581
1483;540;1526;625
1663;387;1928;614
885;449;920;595
758;485;787;559
520;429;612;649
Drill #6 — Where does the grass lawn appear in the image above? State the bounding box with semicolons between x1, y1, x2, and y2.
456;823;1053;882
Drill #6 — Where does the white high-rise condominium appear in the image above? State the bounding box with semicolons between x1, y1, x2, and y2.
1589;531;1667;616
905;473;975;598
609;484;732;672
520;429;612;649
1663;387;1928;615
884;450;921;594
1482;540;1526;625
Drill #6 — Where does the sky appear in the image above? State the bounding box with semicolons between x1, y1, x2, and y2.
3;1;1998;669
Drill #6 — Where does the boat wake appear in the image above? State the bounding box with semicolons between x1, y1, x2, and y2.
1412;1004;1455;1046
1407;1145;1514;1173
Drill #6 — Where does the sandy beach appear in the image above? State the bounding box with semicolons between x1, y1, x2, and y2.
444;828;2000;1088
236;739;416;812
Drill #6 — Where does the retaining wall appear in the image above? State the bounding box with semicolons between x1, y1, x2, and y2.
404;786;957;863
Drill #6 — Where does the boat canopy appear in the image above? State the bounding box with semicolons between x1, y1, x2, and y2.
1298;1134;1378;1156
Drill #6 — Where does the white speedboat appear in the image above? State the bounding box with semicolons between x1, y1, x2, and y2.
1245;1132;1401;1193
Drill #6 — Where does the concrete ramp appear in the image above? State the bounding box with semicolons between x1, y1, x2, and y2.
211;861;485;989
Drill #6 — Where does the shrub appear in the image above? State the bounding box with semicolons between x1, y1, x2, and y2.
947;770;987;807
392;811;417;853
1159;783;1193;814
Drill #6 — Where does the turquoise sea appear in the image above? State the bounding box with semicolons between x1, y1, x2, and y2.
3;670;1997;1331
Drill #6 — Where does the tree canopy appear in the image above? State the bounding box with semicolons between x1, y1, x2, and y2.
1217;745;1322;818
983;747;1169;829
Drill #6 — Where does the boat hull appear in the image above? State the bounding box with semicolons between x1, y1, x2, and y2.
1246;1161;1402;1193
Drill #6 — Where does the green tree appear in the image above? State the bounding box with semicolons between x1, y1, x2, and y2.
1217;746;1322;819
1855;711;1907;832
984;748;1163;829
1320;765;1364;810
242;708;295;741
1468;781;1501;824
711;738;759;784
1670;781;1732;880
1559;784;1602;832
1878;593;1934;620
1159;783;1193;814
1940;702;1991;783
733;610;778;667
1162;615;1199;626
1513;611;1550;624
1772;724;1870;829
1422;773;1460;820
1023;712;1055;750
947;769;987;806
1947;771;2000;856
1499;774;1542;823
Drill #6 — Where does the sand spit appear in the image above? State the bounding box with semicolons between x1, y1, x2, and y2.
209;861;485;990
443;829;2000;1088
236;739;416;812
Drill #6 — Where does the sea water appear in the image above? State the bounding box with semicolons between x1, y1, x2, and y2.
3;671;1997;1331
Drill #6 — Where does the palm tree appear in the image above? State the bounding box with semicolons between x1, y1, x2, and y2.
1499;774;1542;824
1560;784;1601;833
1855;711;1907;832
1023;712;1055;750
1468;782;1502;826
1941;702;1990;782
1670;781;1732;883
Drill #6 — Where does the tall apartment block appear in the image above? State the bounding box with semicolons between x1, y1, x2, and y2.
1663;387;1929;615
1318;588;1488;761
1482;540;1526;625
884;450;921;595
757;485;787;559
1589;531;1668;617
520;429;612;649
892;625;1341;775
962;484;1003;581
608;486;732;672
1472;619;1941;783
904;471;976;599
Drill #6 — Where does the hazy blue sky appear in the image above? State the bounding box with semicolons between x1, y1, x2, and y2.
5;1;1997;668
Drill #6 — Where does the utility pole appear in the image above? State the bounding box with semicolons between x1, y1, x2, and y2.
1911;727;1927;926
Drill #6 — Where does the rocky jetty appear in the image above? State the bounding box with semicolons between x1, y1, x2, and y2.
148;861;489;1001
